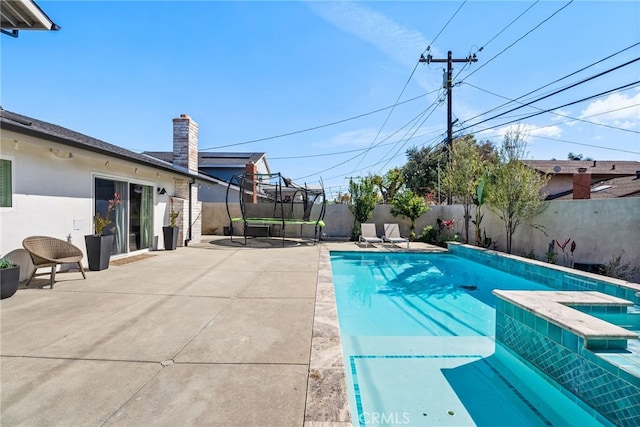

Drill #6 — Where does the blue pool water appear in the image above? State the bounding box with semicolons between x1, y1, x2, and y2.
331;252;608;427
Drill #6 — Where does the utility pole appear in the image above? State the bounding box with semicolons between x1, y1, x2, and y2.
419;51;477;149
420;50;477;205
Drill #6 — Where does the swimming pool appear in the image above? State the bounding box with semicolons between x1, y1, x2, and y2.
330;252;610;426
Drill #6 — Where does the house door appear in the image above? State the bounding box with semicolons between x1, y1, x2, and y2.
129;183;153;251
94;178;128;255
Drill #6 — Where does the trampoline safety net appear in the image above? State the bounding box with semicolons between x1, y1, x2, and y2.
225;172;326;246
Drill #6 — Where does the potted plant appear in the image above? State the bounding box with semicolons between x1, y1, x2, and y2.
163;198;180;250
85;193;121;271
0;258;20;299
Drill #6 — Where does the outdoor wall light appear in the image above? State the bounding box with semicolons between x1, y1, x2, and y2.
157;187;167;195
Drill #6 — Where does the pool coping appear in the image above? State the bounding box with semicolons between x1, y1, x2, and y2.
493;290;638;341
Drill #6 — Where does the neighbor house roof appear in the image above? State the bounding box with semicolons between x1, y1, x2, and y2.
0;108;220;184
144;151;266;168
524;160;640;177
1;0;60;37
553;175;640;200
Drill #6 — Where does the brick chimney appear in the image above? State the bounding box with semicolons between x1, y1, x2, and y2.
573;167;591;200
244;162;258;204
172;114;199;174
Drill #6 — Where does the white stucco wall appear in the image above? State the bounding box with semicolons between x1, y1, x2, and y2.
316;199;639;271
0;131;195;271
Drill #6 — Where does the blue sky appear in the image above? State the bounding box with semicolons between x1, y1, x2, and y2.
2;1;639;198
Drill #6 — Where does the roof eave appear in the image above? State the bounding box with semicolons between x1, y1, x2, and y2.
1;0;60;37
2;120;216;183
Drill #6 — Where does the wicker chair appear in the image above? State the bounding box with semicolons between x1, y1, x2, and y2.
22;236;86;288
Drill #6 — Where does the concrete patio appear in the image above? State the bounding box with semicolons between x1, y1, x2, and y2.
1;236;436;426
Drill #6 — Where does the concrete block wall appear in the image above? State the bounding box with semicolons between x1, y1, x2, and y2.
199;198;638;272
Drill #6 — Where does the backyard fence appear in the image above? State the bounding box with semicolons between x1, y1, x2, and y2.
202;198;639;272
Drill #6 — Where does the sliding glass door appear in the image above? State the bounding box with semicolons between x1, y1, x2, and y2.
94;177;153;255
129;183;153;251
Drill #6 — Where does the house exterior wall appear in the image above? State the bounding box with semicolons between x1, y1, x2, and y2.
200;167;239;184
198;181;237;203
543;175;574;196
0;131;188;273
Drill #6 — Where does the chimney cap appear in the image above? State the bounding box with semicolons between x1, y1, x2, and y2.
578;167;587;173
179;114;190;119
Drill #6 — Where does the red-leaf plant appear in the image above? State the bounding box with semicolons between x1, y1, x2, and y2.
555;238;577;267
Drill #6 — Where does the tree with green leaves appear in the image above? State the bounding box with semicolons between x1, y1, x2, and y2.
403;145;444;198
371;167;404;204
441;135;485;243
390;189;429;239
567;152;593;161
347;176;379;241
490;128;549;254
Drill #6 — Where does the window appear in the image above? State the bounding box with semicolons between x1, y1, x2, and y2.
0;159;12;208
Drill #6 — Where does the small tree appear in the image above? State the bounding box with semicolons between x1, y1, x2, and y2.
441;135;484;243
490;128;549;254
347;176;378;241
390;189;429;239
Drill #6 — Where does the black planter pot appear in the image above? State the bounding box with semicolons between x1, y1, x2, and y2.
1;265;20;299
163;226;179;250
85;234;114;271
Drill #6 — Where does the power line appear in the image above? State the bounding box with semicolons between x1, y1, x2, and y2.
478;1;539;52
460;0;574;83
293;103;441;181
530;135;640;156
468;128;640;156
324;134;447;183
199;92;429;150
303;131;447;188
353;62;422;170
376;97;445;174
462;82;640;134
269;124;444;160
425;0;467;52
460;80;640;137
351;1;468;169
353;2;469;171
460;42;640;124
457;57;640;133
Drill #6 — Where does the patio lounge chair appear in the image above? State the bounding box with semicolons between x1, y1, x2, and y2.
22;236;86;288
383;223;409;248
360;223;382;247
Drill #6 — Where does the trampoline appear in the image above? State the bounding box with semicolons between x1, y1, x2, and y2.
225;172;326;246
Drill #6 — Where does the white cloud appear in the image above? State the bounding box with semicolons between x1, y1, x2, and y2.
551;109;572;122
579;91;640;128
307;2;437;68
